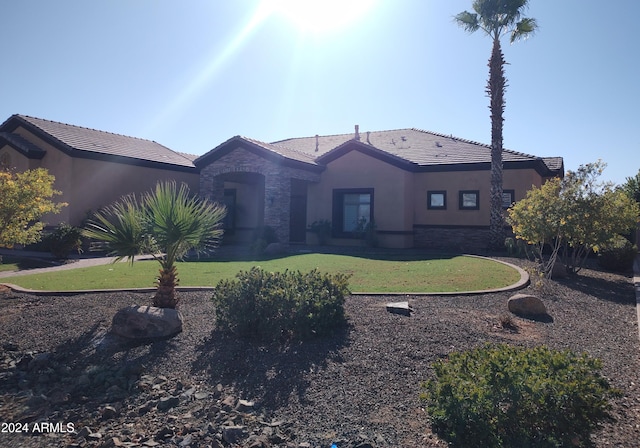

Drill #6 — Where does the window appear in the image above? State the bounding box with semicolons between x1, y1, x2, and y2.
502;189;515;209
427;190;447;210
459;190;479;210
332;188;373;237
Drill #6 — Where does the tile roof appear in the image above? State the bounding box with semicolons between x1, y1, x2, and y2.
274;128;547;167
194;135;320;170
241;136;319;165
541;157;564;172
5;115;195;168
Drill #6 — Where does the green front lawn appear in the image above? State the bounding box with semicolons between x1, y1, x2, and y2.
1;253;520;293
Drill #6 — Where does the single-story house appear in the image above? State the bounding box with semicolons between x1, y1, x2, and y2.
0;114;198;226
0;115;563;250
196;125;563;250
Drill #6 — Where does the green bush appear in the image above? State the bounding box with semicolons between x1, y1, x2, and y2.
308;219;331;245
43;223;84;259
421;344;619;448
212;267;350;340
597;234;637;272
250;225;278;255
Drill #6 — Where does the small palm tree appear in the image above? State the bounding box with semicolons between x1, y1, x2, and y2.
83;181;226;308
455;0;537;250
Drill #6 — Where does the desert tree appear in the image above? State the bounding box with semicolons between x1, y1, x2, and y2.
0;168;66;250
508;161;639;277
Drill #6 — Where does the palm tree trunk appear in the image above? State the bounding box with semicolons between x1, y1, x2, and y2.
153;265;179;308
487;37;506;251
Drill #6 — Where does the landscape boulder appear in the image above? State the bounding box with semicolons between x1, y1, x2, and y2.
111;306;183;339
508;293;547;317
386;301;412;317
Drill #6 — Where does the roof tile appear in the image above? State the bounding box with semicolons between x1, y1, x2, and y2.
14;115;194;168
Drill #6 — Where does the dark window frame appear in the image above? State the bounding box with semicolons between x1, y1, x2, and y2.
427;190;447;210
332;188;374;238
502;189;515;209
459;190;480;210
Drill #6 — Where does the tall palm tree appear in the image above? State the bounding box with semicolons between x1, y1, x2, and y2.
83;181;227;308
455;0;537;250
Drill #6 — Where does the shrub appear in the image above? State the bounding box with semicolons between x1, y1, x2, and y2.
598;234;637;272
308;219;331;245
43;223;83;259
421;344;619;448
250;225;278;255
212;267;350;340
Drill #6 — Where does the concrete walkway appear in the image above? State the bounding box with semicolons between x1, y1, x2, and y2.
0;250;154;279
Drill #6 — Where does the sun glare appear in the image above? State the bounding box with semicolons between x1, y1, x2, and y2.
265;0;375;34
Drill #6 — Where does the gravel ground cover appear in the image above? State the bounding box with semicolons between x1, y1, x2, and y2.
0;258;638;447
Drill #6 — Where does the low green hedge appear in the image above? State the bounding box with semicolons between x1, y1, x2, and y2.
211;267;350;340
421;344;619;447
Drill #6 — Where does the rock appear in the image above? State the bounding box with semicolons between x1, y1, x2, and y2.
221;395;236;410
179;434;193;446
508;293;547;316
386;301;412;316
77;426;93;438
157;396;180;411
222;425;247;444
156;426;174;439
101;405;119;420
111;306;183;339
87;432;103;440
263;242;285;256
101;437;125;448
3;341;19;351
236;399;255;412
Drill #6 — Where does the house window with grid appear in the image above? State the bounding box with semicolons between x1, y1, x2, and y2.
332;188;373;237
459;190;479;210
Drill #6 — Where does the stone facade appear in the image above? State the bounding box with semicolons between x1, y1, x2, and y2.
414;226;491;252
414;225;517;252
198;146;320;243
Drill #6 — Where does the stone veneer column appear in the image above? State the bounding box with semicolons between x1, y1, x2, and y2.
263;174;290;244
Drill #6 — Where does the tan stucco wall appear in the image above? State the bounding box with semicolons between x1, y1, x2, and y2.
67;157;199;225
413;167;544;226
7;126;199;227
307;149;414;248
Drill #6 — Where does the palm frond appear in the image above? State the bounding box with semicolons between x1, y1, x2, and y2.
511;17;538;43
143;181;227;268
454;10;480;33
465;0;534;39
82;194;154;264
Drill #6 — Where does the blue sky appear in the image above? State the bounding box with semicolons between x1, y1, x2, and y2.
1;0;638;185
